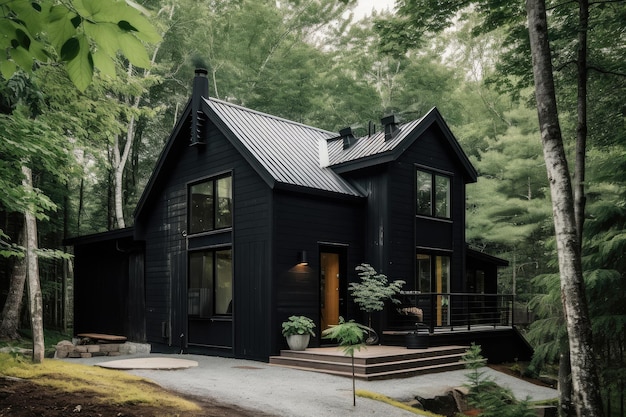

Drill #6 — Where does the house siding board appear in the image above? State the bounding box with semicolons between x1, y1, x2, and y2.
138;119;273;354
390;127;469;293
272;190;365;352
73;239;131;337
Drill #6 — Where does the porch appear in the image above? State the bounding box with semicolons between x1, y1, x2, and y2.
269;344;468;381
383;292;532;363
270;293;532;379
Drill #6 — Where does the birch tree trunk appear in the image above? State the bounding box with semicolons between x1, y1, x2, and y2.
0;228;26;340
525;1;603;416
22;166;45;363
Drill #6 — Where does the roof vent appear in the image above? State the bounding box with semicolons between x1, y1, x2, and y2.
191;68;209;146
381;114;400;141
340;127;357;150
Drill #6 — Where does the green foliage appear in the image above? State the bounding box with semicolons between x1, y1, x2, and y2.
0;0;161;91
462;344;536;417
349;263;405;314
322;316;367;357
281;315;316;337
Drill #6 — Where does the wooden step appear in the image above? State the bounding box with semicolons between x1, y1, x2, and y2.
269;345;469;380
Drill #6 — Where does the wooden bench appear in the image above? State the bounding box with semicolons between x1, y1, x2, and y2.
77;333;127;343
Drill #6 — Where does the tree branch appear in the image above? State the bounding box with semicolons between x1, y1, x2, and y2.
587;66;626;77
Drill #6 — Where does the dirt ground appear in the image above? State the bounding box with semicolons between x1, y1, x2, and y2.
0;376;274;417
488;363;557;389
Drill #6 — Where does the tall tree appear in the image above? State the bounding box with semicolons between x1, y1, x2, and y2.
21;166;45;363
525;1;603;416
0;0;160;361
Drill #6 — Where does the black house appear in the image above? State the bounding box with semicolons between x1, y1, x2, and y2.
67;69;526;362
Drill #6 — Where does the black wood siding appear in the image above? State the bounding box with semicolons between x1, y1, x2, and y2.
73;236;142;338
136;120;272;358
389;126;469;292
272;190;365;354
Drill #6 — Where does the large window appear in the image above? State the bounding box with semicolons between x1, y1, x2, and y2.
188;249;232;317
416;253;450;325
415;253;450;294
416;169;450;218
189;175;232;234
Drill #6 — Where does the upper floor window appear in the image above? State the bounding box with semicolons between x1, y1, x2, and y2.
189;175;232;234
416;169;450;218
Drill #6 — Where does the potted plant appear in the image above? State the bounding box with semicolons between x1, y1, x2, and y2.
281;315;315;351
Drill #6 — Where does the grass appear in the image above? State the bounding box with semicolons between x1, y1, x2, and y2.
356;389;446;417
0;328;72;357
0;352;201;411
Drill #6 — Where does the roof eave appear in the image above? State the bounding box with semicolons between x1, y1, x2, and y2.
274;182;365;201
330;152;395;174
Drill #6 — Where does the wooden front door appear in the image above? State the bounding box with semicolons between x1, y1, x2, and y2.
320;252;340;332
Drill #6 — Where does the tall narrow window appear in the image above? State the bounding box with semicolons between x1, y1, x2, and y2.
189;174;232;234
416;171;432;216
434;174;450;218
416;254;431;292
416;169;451;219
415;253;450;325
188;249;232;317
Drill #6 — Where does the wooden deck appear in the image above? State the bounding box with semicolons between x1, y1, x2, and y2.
269;345;468;380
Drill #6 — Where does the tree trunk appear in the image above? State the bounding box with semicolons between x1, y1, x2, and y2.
113;133;128;229
22;166;45;363
559;351;576;417
0;228;26;340
525;1;603;416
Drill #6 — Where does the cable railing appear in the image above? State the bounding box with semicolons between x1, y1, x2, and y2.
391;292;515;333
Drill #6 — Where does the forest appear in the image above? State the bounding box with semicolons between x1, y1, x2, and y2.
0;0;624;416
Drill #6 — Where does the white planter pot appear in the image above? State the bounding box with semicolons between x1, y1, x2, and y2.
286;334;310;351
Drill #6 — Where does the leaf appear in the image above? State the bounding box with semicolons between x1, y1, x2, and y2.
118;20;138;32
7;0;46;34
15;28;31;50
0;60;17;79
118;33;150;68
47;5;79;51
65;35;93;91
88;1;161;43
83;21;120;57
9;46;33;72
92;49;116;78
60;37;80;61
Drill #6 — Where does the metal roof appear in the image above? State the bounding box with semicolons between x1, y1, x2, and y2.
202;100;476;198
204;97;363;197
326;118;424;166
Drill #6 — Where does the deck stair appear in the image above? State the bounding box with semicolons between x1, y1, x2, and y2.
269;345;468;381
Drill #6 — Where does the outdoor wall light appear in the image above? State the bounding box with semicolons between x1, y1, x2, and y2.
297;250;308;266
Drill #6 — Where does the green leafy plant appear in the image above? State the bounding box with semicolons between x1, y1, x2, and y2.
281;315;315;337
462;344;536;417
322;317;368;406
349;263;405;329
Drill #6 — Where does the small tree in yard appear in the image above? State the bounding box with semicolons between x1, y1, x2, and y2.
322;317;368;407
349;264;405;330
462;344;536;417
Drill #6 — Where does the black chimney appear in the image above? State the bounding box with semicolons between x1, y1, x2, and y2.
340;127;357;150
190;68;209;146
381;114;399;141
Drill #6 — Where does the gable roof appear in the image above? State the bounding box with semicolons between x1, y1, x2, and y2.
136;96;477;220
327;107;478;182
203;98;362;197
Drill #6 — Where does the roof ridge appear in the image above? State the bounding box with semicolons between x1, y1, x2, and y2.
205;96;335;136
